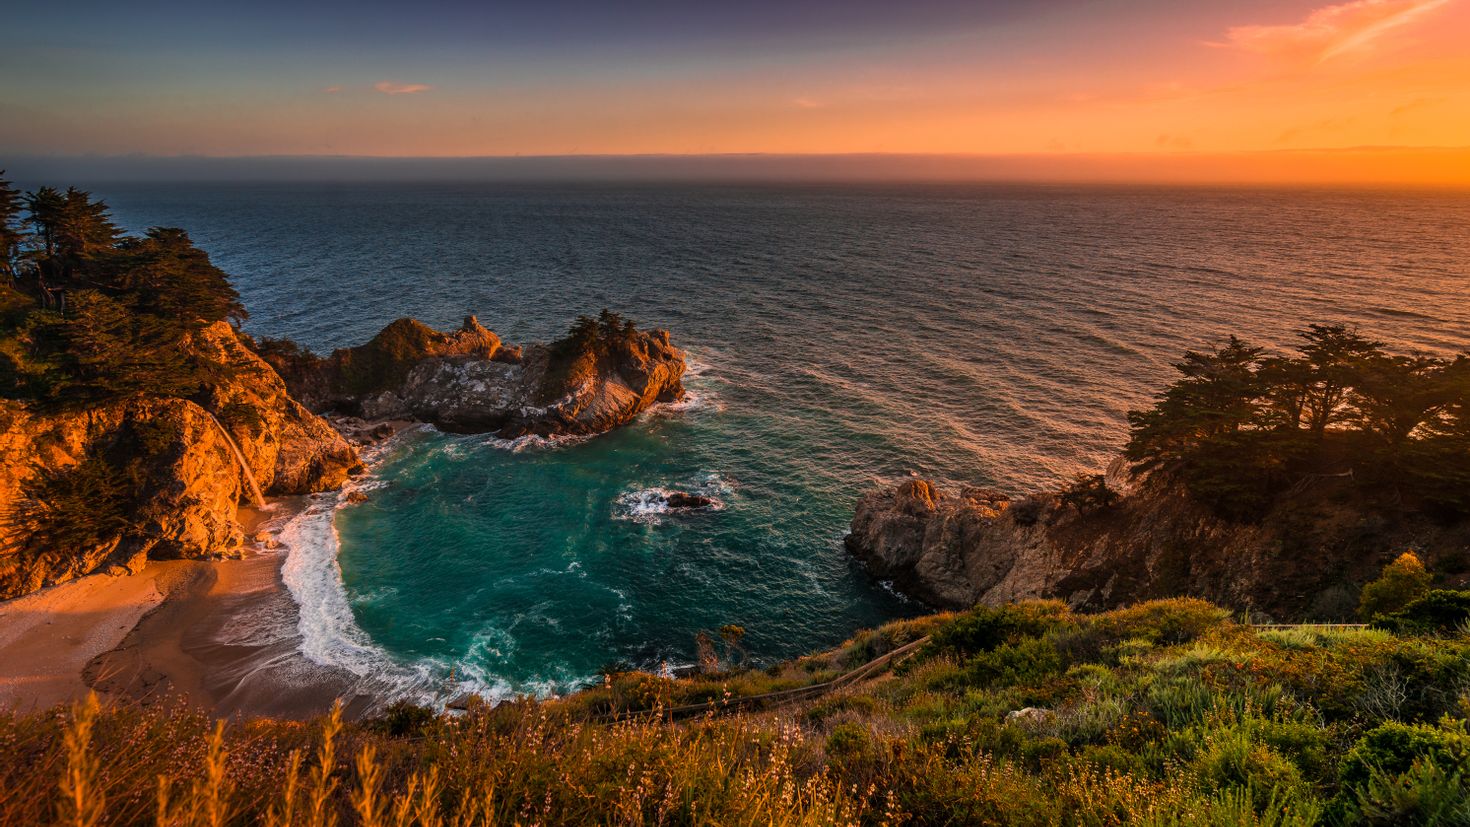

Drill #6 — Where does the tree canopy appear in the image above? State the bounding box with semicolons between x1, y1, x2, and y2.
1126;325;1470;518
0;176;247;407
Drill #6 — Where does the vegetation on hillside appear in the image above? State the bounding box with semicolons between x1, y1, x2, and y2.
5;584;1469;825
1125;325;1470;518
537;309;648;403
0;174;245;408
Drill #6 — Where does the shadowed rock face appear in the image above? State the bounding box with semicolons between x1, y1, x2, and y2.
846;467;1470;621
0;322;361;599
265;316;687;437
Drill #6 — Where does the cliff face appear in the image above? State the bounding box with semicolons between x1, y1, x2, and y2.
0;322;360;599
846;469;1470;621
264;316;687;437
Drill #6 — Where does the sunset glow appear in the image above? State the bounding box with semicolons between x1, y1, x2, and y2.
3;0;1469;184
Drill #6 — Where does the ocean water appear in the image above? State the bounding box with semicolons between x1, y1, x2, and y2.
98;182;1470;701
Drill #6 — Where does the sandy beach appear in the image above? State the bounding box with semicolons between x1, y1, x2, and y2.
0;500;377;720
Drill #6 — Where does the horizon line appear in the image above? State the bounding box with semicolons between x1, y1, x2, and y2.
6;147;1469;189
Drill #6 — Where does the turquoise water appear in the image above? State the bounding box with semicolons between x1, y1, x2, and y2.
97;183;1470;700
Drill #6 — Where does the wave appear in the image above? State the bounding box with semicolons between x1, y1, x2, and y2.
614;472;733;524
482;432;591;453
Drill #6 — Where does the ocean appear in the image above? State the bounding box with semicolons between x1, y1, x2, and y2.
97;181;1470;702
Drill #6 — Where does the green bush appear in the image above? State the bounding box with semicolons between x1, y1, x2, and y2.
1089;597;1231;645
924;600;1072;660
1338;721;1470;824
1360;552;1434;621
1190;728;1308;812
1372;590;1470;636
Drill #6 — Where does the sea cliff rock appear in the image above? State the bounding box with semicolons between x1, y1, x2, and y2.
846;467;1470;620
0;322;361;599
262;315;687;437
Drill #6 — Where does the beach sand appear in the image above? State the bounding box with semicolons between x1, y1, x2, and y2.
0;500;377;720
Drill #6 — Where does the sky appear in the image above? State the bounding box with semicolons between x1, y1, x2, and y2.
3;0;1468;184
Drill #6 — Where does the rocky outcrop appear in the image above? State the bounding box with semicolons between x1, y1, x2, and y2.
0;322;361;599
846;468;1470;621
264;316;687;437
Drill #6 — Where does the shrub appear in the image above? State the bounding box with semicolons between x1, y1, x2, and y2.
367;700;438;737
924;600;1073;660
1337;721;1470;824
967;637;1065;688
1372;590;1470;636
1189;728;1308;812
6;454;134;560
1089;598;1231;645
1359;552;1434;621
1339;721;1470;791
1059;474;1119;514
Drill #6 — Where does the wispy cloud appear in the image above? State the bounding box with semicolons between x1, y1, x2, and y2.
1217;0;1452;63
374;81;432;95
322;85;342;94
792;97;824;109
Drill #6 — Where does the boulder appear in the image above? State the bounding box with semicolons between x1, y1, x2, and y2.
664;492;715;509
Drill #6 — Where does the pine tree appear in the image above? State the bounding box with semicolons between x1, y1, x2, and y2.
0;172;24;280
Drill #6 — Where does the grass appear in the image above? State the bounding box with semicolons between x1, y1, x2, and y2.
3;597;1468;825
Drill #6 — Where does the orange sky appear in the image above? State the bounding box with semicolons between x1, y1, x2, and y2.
3;0;1468;184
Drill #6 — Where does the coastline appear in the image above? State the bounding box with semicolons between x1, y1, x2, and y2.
0;498;376;720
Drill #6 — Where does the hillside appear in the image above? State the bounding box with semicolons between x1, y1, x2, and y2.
848;327;1470;620
4;593;1468;825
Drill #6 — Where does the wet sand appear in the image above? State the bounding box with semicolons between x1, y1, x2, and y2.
0;500;379;720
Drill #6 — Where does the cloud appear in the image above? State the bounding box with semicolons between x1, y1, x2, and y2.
1217;0;1451;63
374;81;432;95
1390;96;1443;115
792;97;824;109
322;85;342;94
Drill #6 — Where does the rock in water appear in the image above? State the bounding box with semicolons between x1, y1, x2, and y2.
664;492;715;509
260;314;687;438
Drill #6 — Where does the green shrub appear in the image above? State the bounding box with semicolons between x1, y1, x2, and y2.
924;600;1072;660
367;700;438;737
1089;597;1231;645
1190;728;1308;811
967;637;1064;688
1360;552;1434;621
1145;675;1216;729
1338;721;1470;825
1351;755;1470;825
1373;590;1470;636
6;454;134;557
1340;721;1470;791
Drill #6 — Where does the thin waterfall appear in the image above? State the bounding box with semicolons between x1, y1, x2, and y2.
206;412;268;509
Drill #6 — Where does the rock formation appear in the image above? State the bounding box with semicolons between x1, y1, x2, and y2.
260;315;687;437
0;322;360;599
846;467;1470;621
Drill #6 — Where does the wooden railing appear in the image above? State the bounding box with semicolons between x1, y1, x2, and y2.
595;635;932;724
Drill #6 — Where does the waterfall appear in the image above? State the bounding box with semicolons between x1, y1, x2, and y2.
206;412;267;509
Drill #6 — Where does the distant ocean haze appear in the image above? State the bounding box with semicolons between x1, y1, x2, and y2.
98;182;1470;702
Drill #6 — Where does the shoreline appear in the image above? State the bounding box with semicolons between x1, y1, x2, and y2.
0;497;377;720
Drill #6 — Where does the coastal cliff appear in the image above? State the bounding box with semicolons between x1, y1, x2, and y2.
256;310;686;436
846;466;1470;620
0;322;360;599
